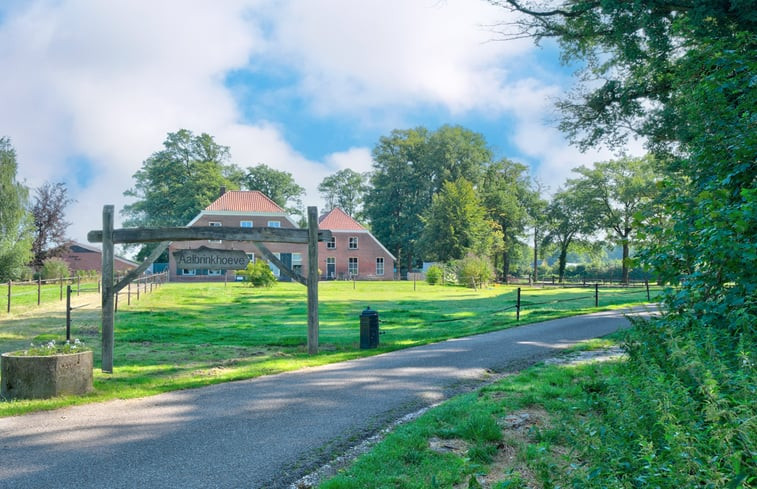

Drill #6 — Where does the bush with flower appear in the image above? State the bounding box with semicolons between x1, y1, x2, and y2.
17;338;90;356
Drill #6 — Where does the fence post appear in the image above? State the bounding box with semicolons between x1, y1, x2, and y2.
7;280;11;313
59;276;64;301
645;280;650;301
66;285;72;341
516;287;521;321
37;277;42;305
137;280;140;300
595;283;599;307
114;289;118;313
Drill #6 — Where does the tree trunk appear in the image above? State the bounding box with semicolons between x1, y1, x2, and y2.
622;240;630;284
533;231;538;283
558;246;568;283
502;250;510;283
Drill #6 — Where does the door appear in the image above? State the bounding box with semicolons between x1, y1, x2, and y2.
279;253;292;282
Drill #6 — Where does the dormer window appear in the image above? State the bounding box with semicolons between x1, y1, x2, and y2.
348;237;358;249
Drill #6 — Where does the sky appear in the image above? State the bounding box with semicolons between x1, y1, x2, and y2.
0;0;641;248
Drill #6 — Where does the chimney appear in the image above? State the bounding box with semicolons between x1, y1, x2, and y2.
219;186;226;197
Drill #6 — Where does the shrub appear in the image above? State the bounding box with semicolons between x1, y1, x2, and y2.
425;265;443;285
456;255;493;289
40;258;70;280
243;260;277;288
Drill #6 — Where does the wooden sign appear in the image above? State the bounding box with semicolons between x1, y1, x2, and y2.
172;246;250;270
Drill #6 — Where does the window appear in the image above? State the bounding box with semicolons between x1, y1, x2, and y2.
376;257;385;276
246;253;255;263
292;253;303;274
267;220;281;228
181;268;196;276
326;257;335;279
348;257;358;276
208;269;223;276
348;237;358;249
240;220;253;228
268;252;280;277
326;237;336;249
209;221;222;243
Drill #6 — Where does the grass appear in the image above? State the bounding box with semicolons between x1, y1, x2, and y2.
0;281;661;416
317;342;625;489
1;278;100;312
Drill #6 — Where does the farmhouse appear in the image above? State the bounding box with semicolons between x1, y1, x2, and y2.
168;190;395;282
318;207;396;280
61;242;139;274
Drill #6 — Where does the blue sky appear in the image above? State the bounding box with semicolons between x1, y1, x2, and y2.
0;0;639;245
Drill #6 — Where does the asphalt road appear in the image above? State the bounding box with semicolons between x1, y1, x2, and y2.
0;306;654;488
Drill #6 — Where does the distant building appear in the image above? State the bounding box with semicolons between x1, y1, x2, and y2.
61;242;139;274
167;190;395;281
318;207;396;280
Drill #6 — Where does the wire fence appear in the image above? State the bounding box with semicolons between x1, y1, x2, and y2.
3;271;168;314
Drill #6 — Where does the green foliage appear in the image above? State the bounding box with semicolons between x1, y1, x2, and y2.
243;163;305;217
16;338;89;356
456;255;494;289
318;168;368;220
40;258;70;279
480;159;535;279
0;137;33;281
242;260;277;288
366;125;493;273
542;188;594;283
419;178;498;262
425;265;443;285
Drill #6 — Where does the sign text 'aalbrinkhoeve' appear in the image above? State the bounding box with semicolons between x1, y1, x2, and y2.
172;247;250;270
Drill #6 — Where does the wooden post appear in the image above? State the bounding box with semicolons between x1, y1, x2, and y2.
307;206;319;355
59;276;63;301
594;283;599;308
6;281;10;313
37;277;41;305
101;205;115;373
516;287;521;321
66;285;72;341
136;279;140;301
645;280;650;301
128;283;131;305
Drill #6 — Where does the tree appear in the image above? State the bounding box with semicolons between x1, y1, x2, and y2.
542;188;593;283
122;129;236;260
479;159;534;280
318;169;368;219
419;178;498;263
243;164;305;217
30;182;73;270
567;156;658;284
366;125;492;275
0;137;33;281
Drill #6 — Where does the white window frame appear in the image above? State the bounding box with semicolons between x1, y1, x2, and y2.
326;237;336;249
246;253;255;263
348;257;358;276
181;268;196;276
376;257;385;276
348;237;358;249
208;269;223;276
240;220;253;228
267;220;281;228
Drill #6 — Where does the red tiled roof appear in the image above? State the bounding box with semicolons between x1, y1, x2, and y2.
204;190;284;213
319;207;366;231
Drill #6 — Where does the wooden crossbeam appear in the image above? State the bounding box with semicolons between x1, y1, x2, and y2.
88;227;332;244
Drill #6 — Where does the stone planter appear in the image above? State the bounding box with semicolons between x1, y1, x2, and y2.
1;350;93;400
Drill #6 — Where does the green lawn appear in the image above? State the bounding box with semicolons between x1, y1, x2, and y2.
0;281;660;416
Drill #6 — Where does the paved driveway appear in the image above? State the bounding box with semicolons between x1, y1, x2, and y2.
0;307;654;488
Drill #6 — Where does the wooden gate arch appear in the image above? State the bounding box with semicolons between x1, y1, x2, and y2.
88;205;330;373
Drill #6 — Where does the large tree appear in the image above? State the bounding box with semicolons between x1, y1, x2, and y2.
479;158;534;280
243;164;305;217
318;168;368;219
542;188;593;283
0;137;33;280
122;129;236;260
30;182;73;270
419;178;498;262
567;156;658;284
366;125;492;274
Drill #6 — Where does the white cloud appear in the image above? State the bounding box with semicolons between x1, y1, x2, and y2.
0;0;636;251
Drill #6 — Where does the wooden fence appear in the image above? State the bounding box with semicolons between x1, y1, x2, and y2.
3;271;168;314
